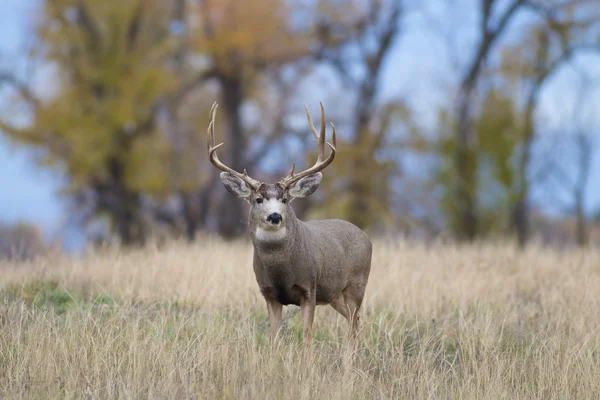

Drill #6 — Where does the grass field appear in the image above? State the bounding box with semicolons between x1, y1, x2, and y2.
1;237;599;399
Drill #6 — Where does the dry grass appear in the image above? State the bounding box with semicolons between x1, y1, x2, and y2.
1;236;600;399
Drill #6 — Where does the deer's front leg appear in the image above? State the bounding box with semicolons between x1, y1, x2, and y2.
300;295;316;346
265;296;283;345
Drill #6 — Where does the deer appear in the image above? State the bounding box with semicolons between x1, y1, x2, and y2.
206;102;372;347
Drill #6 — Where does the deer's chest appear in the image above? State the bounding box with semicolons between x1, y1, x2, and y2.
253;262;314;306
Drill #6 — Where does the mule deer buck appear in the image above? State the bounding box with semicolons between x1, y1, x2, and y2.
207;102;372;347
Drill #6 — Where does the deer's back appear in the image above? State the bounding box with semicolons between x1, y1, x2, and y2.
302;219;371;255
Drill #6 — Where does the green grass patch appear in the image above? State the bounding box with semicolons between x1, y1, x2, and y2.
0;280;123;315
2;280;77;314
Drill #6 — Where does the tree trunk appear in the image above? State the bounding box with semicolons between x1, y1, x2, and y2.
170;0;201;242
575;196;588;247
329;1;400;231
452;0;526;241
217;74;248;238
347;79;376;230
115;193;143;246
511;46;556;249
180;192;198;241
180;178;215;242
511;197;528;248
454;86;478;241
574;134;591;247
512;93;535;248
107;155;145;246
512;160;531;249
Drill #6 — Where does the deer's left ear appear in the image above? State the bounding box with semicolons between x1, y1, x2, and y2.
288;173;322;199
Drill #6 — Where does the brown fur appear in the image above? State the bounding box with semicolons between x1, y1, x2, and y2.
209;101;371;347
244;182;372;347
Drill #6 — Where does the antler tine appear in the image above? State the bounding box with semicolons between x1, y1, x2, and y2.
304;105;319;142
279;103;337;188
207;102;219;150
303;103;326;162
330;121;337;149
318;102;326;162
206;101;261;190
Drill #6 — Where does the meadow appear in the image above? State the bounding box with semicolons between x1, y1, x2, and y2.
1;237;599;399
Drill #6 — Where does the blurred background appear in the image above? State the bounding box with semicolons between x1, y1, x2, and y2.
0;0;599;258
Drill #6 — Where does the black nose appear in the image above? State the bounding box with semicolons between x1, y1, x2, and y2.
267;213;282;224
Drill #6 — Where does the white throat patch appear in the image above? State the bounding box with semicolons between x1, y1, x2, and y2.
254;198;287;242
255;227;287;242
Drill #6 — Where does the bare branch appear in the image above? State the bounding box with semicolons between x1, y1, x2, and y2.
463;0;528;89
169;69;218;107
0;73;41;110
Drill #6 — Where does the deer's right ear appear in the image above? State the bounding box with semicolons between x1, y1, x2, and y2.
220;172;253;199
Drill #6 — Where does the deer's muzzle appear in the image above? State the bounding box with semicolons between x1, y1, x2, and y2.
267;213;282;224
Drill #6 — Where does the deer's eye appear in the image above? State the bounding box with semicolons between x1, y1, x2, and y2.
256;197;263;204
282;198;288;204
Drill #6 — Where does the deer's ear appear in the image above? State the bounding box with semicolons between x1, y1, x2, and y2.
288;173;322;199
220;172;253;199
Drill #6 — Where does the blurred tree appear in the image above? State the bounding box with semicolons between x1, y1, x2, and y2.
1;0;597;247
551;132;595;247
306;0;404;231
0;0;184;245
453;0;528;241
0;0;358;244
186;0;362;237
540;78;597;248
498;0;600;247
435;0;600;245
188;0;312;238
435;89;521;237
0;222;48;261
570;130;594;247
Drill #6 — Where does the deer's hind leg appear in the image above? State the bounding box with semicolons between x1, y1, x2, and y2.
342;283;366;343
330;292;350;321
331;292;358;349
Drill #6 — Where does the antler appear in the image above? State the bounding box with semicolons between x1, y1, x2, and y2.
278;102;337;189
207;102;262;190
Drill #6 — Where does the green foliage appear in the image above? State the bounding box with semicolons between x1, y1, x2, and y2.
303;138;398;231
0;0;193;243
435;90;521;236
303;102;408;231
0;0;328;242
476;91;519;193
22;0;178;190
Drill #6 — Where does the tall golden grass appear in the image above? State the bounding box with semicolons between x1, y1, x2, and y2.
1;237;599;399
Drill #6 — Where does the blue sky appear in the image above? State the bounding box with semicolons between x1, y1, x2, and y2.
0;0;64;231
0;0;598;251
0;0;84;250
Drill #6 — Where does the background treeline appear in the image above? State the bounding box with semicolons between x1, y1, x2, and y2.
0;0;599;254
